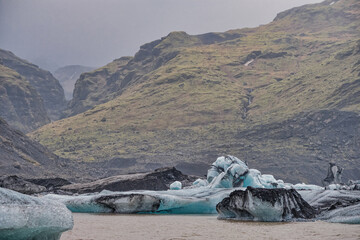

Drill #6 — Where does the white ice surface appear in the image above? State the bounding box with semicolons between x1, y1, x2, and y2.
170;181;182;190
0;187;73;240
299;189;360;224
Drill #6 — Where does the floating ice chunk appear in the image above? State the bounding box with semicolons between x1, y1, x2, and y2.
349;180;360;184
258;174;282;188
0;187;73;240
293;183;324;191
207;156;249;188
319;203;360;224
229;164;248;180
44;187;239;214
299;189;360;224
206;165;220;184
170;181;182;190
242;169;264;188
192;179;208;187
208;172;230;188
217;187;316;222
328;184;341;190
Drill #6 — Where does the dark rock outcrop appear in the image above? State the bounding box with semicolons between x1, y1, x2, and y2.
0;175;73;195
60;167;197;194
0;176;46;195
26;177;72;191
217;187;316;221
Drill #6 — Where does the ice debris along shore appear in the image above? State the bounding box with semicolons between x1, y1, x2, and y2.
43;156;360;223
0;187;73;240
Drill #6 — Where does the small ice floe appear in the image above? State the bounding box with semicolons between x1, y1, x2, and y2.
217;187;316;222
170;181;182;190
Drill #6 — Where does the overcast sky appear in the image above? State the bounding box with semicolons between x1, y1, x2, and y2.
0;0;322;71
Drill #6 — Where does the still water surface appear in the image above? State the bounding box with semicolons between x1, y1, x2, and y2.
61;213;360;240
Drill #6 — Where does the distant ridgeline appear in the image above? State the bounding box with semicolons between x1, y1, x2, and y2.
30;0;360;184
0;49;66;133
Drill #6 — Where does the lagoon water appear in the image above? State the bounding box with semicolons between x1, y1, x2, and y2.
61;213;360;240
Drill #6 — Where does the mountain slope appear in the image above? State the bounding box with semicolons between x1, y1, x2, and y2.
0;117;67;178
54;65;95;100
31;0;360;184
0;49;66;120
0;65;50;132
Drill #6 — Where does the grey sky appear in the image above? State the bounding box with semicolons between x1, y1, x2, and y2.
0;0;322;70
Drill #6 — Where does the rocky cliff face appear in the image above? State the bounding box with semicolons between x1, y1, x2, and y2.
0;49;66;121
32;0;360;184
0;65;50;132
53;65;95;100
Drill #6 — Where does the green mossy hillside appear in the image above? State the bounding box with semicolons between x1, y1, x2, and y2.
0;49;66;121
31;0;360;184
0;65;50;132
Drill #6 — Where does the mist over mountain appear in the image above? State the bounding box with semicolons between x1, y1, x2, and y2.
54;65;95;100
0;0;322;70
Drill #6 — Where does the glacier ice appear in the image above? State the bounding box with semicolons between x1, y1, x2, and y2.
299;189;360;224
42;155;306;215
0;187;73;240
192;178;208;187
44;187;237;214
205;156;286;189
40;155;359;224
322;163;343;188
207;155;248;187
217;187;316;222
292;183;324;191
170;181;182;190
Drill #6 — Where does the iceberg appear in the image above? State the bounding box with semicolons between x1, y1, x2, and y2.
0;187;73;240
207;155;248;187
169;181;182;190
299;189;360;224
44;187;236;214
216;187;316;221
41;155;359;224
43;155;286;214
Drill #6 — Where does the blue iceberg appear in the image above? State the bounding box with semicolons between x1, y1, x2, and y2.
44;155;288;214
42;155;360;224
